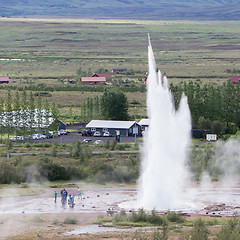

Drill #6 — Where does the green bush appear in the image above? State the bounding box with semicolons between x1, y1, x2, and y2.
50;141;58;157
23;142;31;148
105;139;111;149
63;217;78;224
146;210;165;225
112;209;127;224
115;143;131;150
128;208;147;223
191;218;209;240
166;211;185;223
217;219;240;240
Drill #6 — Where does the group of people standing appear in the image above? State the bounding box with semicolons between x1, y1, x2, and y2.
54;187;82;208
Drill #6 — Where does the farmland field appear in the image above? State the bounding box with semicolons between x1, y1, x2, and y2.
0;18;240;120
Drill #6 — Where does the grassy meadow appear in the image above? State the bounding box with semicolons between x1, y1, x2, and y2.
0;18;240;120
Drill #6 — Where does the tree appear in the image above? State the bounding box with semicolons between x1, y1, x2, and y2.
5;90;13;139
198;116;211;131
44;99;51;131
94;96;100;119
36;94;43;130
87;97;93;120
100;89;129;120
81;100;87;122
13;91;21;136
29;92;35;134
0;98;4;140
21;90;28;136
221;80;237;129
211;120;225;136
51;102;59;131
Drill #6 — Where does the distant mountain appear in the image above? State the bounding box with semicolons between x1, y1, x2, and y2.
0;0;240;20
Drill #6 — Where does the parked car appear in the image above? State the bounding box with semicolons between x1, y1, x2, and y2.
39;134;46;139
82;130;93;136
46;132;53;138
82;139;92;144
59;129;67;135
93;131;101;137
103;131;111;137
11;136;24;141
32;134;46;140
94;140;104;145
32;134;39;140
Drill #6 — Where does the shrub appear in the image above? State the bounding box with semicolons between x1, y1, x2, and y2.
146;210;165;225
43;163;69;181
191;218;209;240
166;211;185;223
128;208;147;223
52;218;60;225
24;142;31;148
50;141;58;157
116;143;131;150
105;139;111;149
111;140;117;150
217;219;240;240
112;209;127;224
0;161;20;184
63;217;78;224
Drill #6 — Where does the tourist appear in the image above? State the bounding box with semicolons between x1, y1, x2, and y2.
68;194;75;208
54;191;57;203
78;187;82;200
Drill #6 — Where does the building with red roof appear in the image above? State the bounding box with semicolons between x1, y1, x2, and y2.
0;76;9;84
81;77;106;85
230;76;240;84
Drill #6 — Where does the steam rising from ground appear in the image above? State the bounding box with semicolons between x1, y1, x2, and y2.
138;37;191;210
212;136;240;186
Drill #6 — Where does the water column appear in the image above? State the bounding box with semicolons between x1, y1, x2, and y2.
138;36;192;210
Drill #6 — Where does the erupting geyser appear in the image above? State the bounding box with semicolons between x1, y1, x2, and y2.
138;36;192;210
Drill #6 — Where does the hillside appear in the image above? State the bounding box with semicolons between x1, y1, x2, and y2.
1;0;240;20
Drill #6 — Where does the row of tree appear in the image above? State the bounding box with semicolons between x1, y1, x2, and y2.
170;80;240;135
0;90;59;139
77;89;129;122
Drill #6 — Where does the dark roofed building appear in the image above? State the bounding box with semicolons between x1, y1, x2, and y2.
91;73;111;79
111;69;127;74
0;76;9;84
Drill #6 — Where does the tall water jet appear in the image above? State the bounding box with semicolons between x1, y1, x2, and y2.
138;36;192;210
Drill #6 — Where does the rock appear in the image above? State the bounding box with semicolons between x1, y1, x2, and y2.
97;195;100;197
106;193;109;195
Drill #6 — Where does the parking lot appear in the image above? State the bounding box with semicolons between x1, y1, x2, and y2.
42;131;140;144
10;123;142;144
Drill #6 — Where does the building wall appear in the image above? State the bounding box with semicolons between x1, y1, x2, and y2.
88;124;141;136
